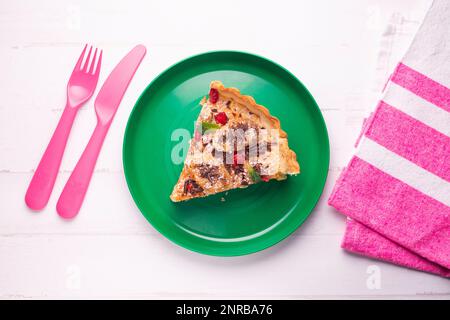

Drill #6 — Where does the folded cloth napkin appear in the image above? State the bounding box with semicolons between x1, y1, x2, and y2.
329;0;450;276
343;219;450;277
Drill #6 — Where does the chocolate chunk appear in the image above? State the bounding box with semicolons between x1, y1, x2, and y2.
233;164;245;175
183;179;203;195
224;163;244;175
232;123;249;132
197;164;220;183
253;163;262;174
211;108;217;112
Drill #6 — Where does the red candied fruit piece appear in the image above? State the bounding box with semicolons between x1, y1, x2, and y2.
214;112;228;125
209;88;219;103
261;175;270;182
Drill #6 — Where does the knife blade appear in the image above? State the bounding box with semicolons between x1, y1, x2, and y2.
95;44;146;124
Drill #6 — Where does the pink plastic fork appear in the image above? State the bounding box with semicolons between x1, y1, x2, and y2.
25;44;102;210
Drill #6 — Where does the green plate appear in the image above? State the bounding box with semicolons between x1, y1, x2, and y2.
123;51;329;256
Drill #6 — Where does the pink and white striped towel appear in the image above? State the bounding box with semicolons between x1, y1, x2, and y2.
328;0;450;277
343;220;450;278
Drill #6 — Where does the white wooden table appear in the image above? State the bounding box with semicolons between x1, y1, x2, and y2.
1;0;449;299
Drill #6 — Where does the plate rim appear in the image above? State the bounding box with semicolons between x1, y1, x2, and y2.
122;50;330;256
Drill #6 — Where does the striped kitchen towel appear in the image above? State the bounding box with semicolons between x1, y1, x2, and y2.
342;219;450;278
329;0;450;276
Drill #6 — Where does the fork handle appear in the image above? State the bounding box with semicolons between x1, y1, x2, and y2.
25;104;77;210
56;122;109;219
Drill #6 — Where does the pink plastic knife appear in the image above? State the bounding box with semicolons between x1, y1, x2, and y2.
57;45;146;219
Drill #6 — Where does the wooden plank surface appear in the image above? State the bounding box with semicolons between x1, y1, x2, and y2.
1;0;448;299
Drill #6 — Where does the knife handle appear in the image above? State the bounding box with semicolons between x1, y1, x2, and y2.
25;104;77;210
56;122;108;219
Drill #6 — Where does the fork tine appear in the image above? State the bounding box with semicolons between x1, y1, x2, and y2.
74;44;87;71
88;48;98;74
82;46;93;72
94;50;102;77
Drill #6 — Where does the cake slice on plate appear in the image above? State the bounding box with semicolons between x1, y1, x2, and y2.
170;80;300;202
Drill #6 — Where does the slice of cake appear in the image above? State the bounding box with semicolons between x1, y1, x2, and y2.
170;81;300;202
